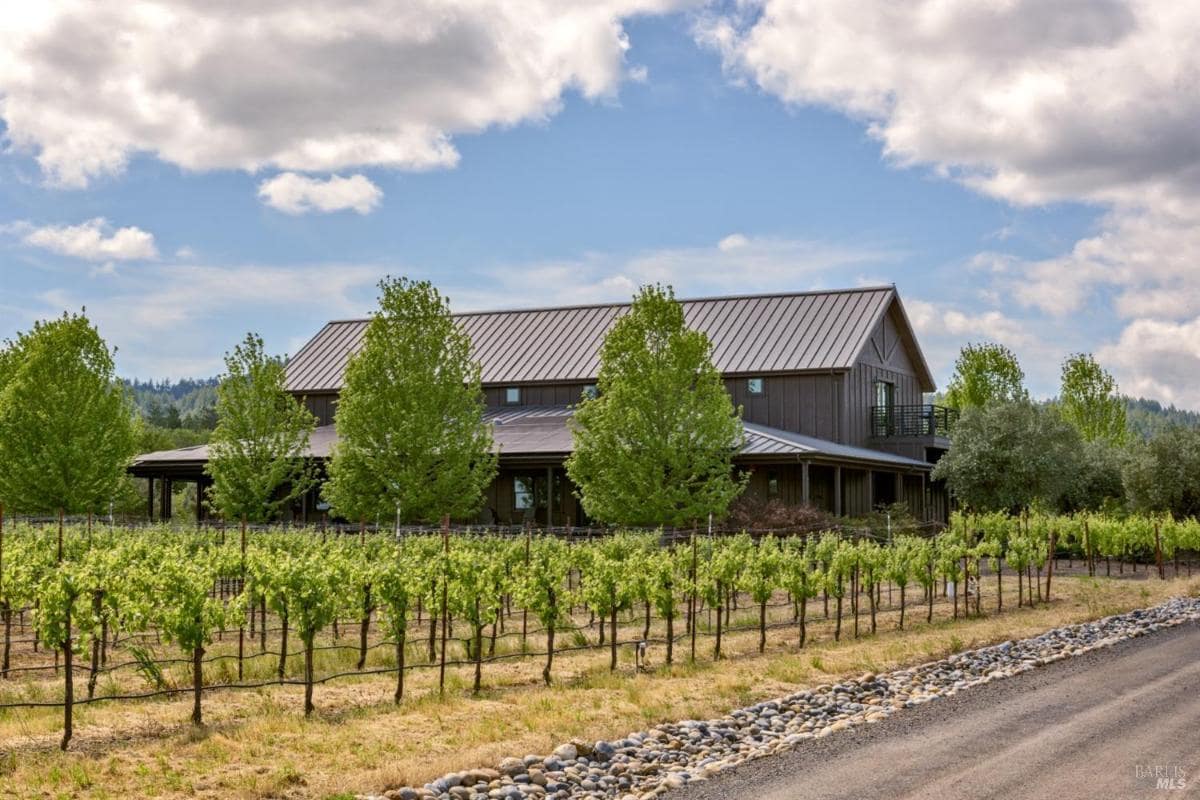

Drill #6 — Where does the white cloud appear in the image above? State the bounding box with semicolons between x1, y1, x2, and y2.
699;0;1200;407
1098;317;1200;408
0;0;687;188
449;234;898;310
29;263;385;378
258;172;383;215
717;233;749;251
20;218;158;261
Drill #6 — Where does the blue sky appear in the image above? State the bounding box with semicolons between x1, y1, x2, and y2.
1;3;1196;406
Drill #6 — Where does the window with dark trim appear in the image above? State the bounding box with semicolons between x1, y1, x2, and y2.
582;384;598;400
874;380;894;409
504;386;521;405
747;377;765;395
513;477;534;510
767;470;779;499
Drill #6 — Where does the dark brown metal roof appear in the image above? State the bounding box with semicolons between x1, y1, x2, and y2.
131;408;932;470
285;286;930;393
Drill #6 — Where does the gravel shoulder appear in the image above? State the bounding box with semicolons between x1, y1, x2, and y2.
671;618;1200;800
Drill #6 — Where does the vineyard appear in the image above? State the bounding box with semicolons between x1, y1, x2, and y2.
2;512;1199;752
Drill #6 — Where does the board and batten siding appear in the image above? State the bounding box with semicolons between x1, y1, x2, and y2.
842;306;923;448
483;383;593;407
725;373;843;442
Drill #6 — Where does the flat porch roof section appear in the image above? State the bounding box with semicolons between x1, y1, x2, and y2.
128;405;933;476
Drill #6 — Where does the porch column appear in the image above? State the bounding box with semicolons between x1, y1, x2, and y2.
147;477;155;521
920;472;928;521
159;477;172;521
895;472;904;508
546;466;554;529
801;461;810;505
834;466;842;517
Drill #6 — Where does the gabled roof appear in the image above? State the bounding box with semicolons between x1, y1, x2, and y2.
130;406;932;471
285;286;935;393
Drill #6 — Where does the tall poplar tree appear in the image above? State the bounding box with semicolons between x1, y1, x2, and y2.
566;284;745;527
944;342;1027;410
0;312;136;518
323;277;497;524
206;333;317;523
1059;353;1127;445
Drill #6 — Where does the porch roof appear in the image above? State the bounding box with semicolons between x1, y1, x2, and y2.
129;405;932;476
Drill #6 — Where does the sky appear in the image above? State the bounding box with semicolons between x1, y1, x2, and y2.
0;1;1197;407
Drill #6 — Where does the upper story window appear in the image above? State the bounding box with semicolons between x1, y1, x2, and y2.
582;384;598;400
747;377;765;396
874;380;895;409
504;386;521;405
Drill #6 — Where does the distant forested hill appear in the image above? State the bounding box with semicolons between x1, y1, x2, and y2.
125;377;219;430
1125;396;1200;439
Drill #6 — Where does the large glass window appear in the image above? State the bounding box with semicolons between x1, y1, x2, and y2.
747;377;764;395
874;380;894;409
514;477;534;510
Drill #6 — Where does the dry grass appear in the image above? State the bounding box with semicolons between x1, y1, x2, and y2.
0;571;1195;800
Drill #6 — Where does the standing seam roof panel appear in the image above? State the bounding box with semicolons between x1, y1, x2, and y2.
782;293;838;368
283;288;931;393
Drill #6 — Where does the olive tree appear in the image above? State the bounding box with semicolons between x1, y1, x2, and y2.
932;401;1082;513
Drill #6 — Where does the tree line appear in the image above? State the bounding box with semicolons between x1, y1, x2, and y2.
932;343;1200;519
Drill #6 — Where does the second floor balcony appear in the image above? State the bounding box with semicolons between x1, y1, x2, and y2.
871;404;959;439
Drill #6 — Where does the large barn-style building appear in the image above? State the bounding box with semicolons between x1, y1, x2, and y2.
130;286;955;525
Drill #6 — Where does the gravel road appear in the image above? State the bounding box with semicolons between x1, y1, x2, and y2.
671;619;1200;800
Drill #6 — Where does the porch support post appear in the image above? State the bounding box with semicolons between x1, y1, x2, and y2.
147;477;155;521
834;466;843;517
801;461;810;505
895;472;904;508
920;472;927;521
160;477;172;521
546;465;554;530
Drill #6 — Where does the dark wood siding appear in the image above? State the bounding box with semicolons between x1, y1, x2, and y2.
482;467;580;526
482;383;593;407
725;374;843;441
302;393;339;426
843;305;924;447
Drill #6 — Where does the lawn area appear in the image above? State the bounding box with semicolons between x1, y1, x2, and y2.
1;571;1195;800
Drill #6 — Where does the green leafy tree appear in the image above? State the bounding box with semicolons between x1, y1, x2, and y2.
944;343;1027;410
1059;353;1127;445
0;313;136;545
567;285;746;526
324;277;497;525
206;333;317;524
932;402;1082;513
1123;425;1200;518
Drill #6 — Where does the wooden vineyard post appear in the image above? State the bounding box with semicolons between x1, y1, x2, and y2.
238;518;246;680
438;515;450;695
1083;519;1094;577
1045;528;1055;602
689;529;697;663
1154;522;1164;580
522;529;530;652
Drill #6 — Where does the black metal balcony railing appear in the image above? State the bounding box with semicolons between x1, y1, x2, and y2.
871;404;959;438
